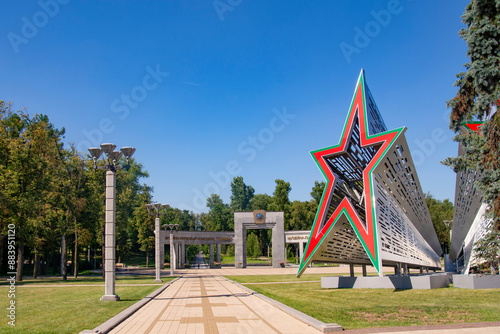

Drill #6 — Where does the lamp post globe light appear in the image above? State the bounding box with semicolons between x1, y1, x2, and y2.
163;223;179;276
88;143;135;301
146;203;169;282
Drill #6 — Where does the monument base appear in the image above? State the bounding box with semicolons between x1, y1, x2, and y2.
321;274;449;290
100;294;120;301
453;274;500;289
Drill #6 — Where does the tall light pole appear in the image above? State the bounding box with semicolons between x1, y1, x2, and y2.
89;143;136;301
163;223;179;276
145;203;169;282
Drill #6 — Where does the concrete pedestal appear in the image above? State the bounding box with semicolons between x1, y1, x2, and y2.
453;274;500;289
321;274;450;289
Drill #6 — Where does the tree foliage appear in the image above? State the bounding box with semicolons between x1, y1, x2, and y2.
133;185;155;262
473;225;500;275
0;102;68;280
250;193;272;211
246;232;261;259
444;0;500;228
230;176;254;211
0;101;154;280
310;180;325;205
425;193;454;251
205;194;233;231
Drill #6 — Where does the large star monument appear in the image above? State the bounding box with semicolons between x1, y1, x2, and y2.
297;70;442;277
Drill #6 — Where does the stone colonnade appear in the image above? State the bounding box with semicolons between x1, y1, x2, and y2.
156;212;312;270
159;231;234;269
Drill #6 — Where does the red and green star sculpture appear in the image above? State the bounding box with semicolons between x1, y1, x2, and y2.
463;121;483;133
297;70;405;277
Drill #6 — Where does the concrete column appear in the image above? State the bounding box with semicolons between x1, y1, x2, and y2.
395;263;401;276
349;263;355;277
155;214;162;282
403;263;408;276
235;222;246;268
209;243;214;269
420;267;424;275
154;217;162;282
101;170;119;301
180;242;185;269
299;241;304;264
176;243;180;268
160;240;165;269
272;213;285;268
169;231;174;276
362;264;367;277
216;243;221;264
172;236;177;271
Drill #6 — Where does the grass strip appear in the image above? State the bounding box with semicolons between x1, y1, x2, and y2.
0;275;172;286
0;276;176;333
227;276;500;330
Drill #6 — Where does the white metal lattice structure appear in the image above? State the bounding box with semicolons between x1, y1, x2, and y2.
450;124;493;274
298;70;441;277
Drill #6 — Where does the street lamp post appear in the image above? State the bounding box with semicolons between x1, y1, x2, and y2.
88;143;135;301
163;223;179;276
145;203;169;282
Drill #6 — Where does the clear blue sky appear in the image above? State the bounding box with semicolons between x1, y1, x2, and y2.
1;0;469;212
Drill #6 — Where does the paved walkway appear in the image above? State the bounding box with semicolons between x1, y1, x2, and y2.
97;267;500;334
109;275;321;334
174;265;381;277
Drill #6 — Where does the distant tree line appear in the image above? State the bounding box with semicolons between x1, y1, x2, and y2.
0;101;453;280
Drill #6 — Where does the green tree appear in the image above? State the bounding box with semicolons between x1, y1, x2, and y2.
0;103;69;281
115;158;149;263
247;232;261;259
269;179;291;211
206;194;233;231
163;207;196;231
310;181;325;205
133;185;155;268
444;0;500;228
269;179;292;228
0;100;152;280
473;226;500;275
55;149;88;279
425;193;454;251
250;193;272;211
230;176;255;211
289;200;317;231
195;212;209;231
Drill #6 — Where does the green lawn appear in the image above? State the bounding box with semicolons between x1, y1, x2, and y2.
224;272;384;283
220;255;272;265
225;273;334;283
120;252;152;267
0;275;168;286
227;275;500;330
0;276;175;334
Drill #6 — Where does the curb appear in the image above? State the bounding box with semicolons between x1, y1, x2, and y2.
79;276;182;334
222;277;343;333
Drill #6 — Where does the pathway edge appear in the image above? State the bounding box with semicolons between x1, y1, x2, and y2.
79;276;182;334
222;276;344;333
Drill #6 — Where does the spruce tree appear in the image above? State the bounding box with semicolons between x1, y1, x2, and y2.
444;0;500;228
